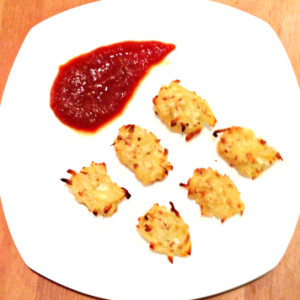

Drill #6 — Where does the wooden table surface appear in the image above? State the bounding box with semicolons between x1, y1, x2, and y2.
0;1;299;299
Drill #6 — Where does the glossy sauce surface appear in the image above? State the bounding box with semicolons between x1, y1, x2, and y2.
50;41;175;132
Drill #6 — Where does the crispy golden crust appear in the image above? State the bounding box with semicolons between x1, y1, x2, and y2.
153;80;216;141
180;168;245;223
213;126;283;179
137;202;191;263
113;124;173;185
61;161;131;216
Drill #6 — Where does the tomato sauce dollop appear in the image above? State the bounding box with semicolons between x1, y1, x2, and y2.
50;41;175;132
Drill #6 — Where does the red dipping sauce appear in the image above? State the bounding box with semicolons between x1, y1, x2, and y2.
50;41;175;132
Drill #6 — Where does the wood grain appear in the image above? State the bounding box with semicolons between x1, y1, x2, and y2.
0;1;299;299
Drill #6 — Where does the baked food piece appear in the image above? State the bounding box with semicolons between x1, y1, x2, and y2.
153;80;217;141
113;124;173;185
213;126;283;179
61;161;131;216
180;168;244;223
137;202;191;263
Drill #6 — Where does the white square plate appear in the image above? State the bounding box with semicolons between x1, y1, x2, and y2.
0;0;299;299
